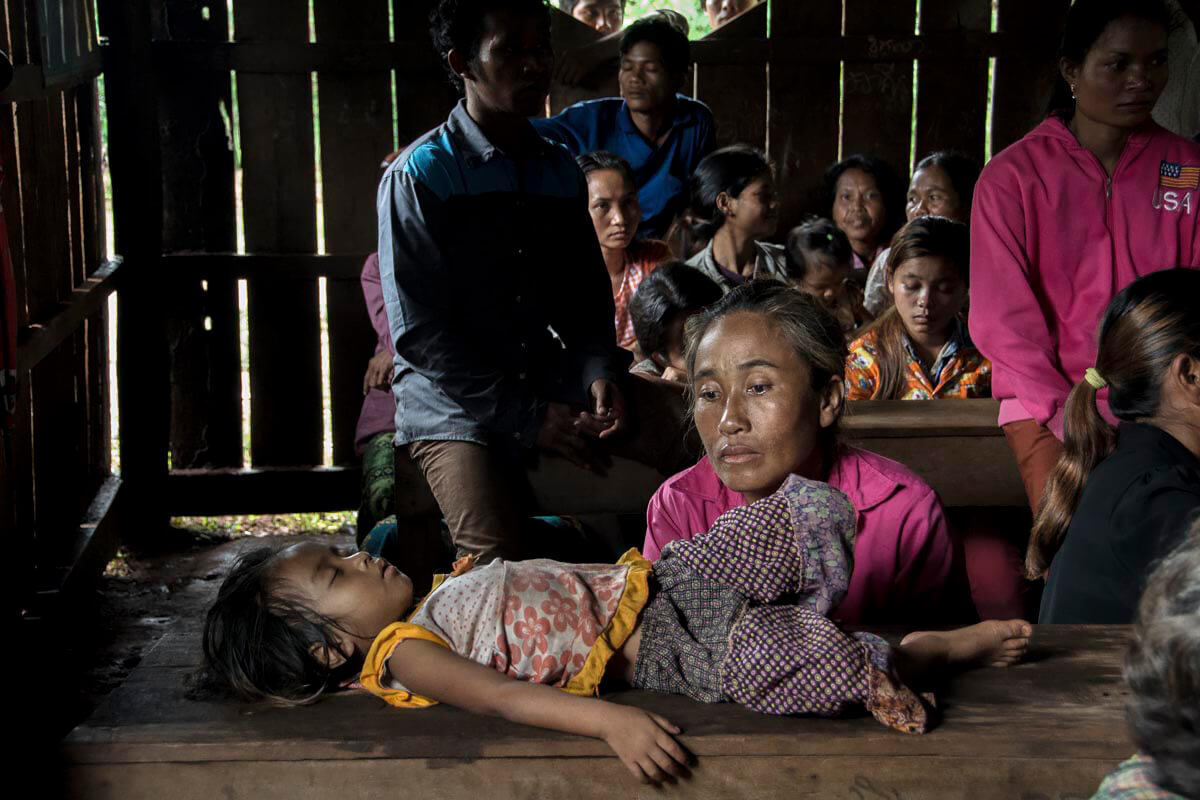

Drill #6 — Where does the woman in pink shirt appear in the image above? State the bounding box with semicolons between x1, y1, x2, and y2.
970;0;1200;514
643;281;975;626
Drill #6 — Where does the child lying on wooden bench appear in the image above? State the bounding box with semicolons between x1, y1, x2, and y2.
202;476;1030;785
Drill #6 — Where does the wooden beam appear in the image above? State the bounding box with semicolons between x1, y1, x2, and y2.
843;399;1003;438
148;31;1059;74
27;476;125;617
166;467;361;515
16;259;121;373
161;253;368;280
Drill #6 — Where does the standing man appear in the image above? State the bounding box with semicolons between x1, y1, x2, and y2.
378;0;628;566
534;15;716;239
560;0;625;34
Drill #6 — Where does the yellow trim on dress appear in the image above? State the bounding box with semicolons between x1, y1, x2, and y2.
358;550;653;708
564;548;652;698
358;573;451;709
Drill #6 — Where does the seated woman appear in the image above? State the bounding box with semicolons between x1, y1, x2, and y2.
1030;269;1200;623
845;217;991;401
643;281;975;625
1091;524;1200;800
204;478;1030;785
578;151;671;353
785;216;872;339
824;154;905;286
355;253;399;545
863;150;980;317
683;145;788;292
629;260;723;383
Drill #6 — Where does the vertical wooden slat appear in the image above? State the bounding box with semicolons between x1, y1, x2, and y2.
20;94;72;321
695;2;766;150
64;85;86;286
769;0;842;228
234;0;322;467
156;0;241;469
394;0;458;150
314;0;393;467
842;0;916;174
915;0;990;165
99;0;170;533
991;0;1071;156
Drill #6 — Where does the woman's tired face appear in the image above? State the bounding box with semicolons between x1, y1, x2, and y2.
1064;15;1168;131
691;312;842;502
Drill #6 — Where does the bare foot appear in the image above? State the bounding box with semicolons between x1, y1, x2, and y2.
900;620;1033;668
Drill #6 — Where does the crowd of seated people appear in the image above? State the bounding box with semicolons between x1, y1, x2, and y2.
204;0;1199;792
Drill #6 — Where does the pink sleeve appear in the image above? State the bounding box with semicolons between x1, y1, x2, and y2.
968;175;1073;427
642;488;687;561
360;253;395;356
893;488;968;623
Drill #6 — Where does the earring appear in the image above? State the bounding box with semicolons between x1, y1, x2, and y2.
1070;82;1077;100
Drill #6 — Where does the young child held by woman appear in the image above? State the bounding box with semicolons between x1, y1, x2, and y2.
845;216;991;400
785;217;873;339
205;478;1030;784
628;261;723;383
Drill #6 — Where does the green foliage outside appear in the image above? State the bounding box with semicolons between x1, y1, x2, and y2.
623;0;713;39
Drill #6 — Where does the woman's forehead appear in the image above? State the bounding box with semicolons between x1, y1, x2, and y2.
695;313;805;370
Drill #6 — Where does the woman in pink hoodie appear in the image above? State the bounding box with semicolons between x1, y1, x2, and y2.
970;0;1200;515
643;282;976;626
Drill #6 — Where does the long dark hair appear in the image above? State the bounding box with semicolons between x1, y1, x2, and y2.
1045;0;1171;118
682;145;772;245
202;547;362;704
1027;269;1200;578
863;217;970;400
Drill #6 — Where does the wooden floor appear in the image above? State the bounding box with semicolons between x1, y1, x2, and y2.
61;625;1133;799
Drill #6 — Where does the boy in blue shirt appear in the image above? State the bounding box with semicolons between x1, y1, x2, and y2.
534;15;716;239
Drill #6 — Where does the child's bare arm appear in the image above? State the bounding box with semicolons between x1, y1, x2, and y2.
388;639;691;784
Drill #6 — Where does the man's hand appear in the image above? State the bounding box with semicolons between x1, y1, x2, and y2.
660;365;688;384
536;402;598;470
577;378;626;439
599;704;691;785
362;351;394;395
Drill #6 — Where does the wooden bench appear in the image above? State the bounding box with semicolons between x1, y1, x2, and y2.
843;399;1024;508
62;625;1132;799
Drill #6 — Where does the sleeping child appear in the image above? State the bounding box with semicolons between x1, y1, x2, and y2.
785;217;873;339
203;477;1030;785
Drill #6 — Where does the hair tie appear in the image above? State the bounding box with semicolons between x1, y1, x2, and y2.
825;233;834;242
1084;368;1107;390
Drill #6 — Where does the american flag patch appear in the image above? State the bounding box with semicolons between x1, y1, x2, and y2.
1159;161;1200;189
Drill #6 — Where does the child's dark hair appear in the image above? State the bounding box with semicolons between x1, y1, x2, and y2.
861;216;970;400
619;14;691;76
559;0;626;12
1028;269;1200;578
912;151;981;216
630;261;723;358
785;217;852;283
823;153;906;243
202;547;361;705
684;281;847;458
683;145;772;245
430;0;552;91
1045;0;1171;117
576;150;635;187
1124;522;1200;797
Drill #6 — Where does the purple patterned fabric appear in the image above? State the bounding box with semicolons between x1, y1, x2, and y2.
634;475;932;734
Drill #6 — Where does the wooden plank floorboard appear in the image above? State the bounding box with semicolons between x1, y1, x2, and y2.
65;626;1132;784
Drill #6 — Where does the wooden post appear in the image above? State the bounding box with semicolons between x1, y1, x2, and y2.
97;0;169;536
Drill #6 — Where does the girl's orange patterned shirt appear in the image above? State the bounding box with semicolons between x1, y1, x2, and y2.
845;326;992;400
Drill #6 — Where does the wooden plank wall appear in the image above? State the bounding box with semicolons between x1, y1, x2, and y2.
140;0;1069;511
2;0;112;607
155;0;241;470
